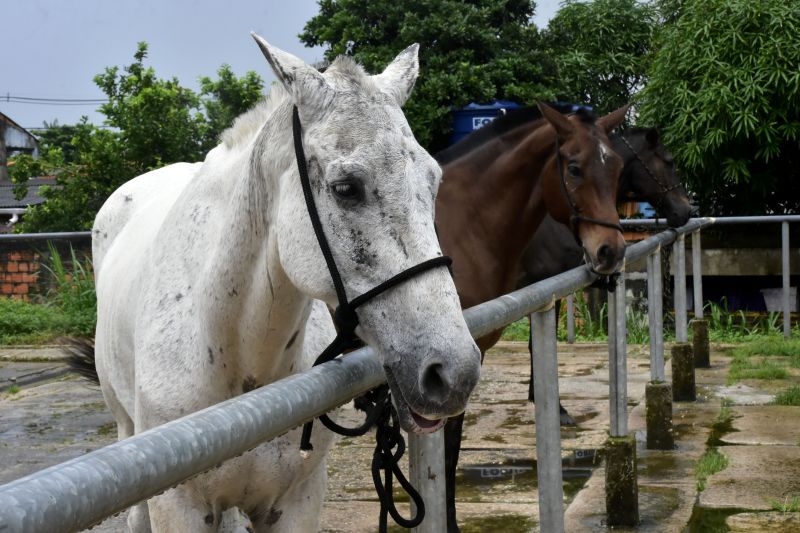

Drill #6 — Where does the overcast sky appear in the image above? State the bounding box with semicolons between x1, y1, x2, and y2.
1;0;560;130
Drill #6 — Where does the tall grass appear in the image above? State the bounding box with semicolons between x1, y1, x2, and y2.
0;245;96;344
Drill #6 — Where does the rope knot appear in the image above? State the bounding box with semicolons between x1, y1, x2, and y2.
333;305;360;335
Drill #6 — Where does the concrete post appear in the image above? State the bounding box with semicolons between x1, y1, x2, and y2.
409;431;446;533
692;319;710;368
645;382;674;449
671;343;696;401
605;434;639;527
783;221;791;338
531;307;565;533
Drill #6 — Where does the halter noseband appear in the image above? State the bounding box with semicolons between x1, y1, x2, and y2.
618;134;683;215
292;106;451;531
554;137;625;244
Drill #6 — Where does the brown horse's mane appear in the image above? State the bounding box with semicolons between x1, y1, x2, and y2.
435;103;595;165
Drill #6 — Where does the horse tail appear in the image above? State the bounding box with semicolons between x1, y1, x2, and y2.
62;337;100;384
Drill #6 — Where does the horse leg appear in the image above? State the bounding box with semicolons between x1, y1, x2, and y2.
251;464;326;533
147;485;219;532
527;304;577;427
444;412;465;533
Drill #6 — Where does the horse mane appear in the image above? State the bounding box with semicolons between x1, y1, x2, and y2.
221;56;375;150
435;103;594;165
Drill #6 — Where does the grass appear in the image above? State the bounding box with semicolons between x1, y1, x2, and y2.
6;385;20;394
725;336;800;384
695;448;729;492
768;496;800;513
773;385;800;406
0;245;95;345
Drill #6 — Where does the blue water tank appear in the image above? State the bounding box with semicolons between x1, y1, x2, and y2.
450;100;521;145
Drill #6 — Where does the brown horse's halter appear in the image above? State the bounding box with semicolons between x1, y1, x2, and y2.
618;134;683;215
554;137;624;245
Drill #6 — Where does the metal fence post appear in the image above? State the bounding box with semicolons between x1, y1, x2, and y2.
610;275;627;437
409;431;446;533
783;221;791;338
647;248;665;382
531;306;565;533
674;234;688;342
566;293;576;344
692;230;703;318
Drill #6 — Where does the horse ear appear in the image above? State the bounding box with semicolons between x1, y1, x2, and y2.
251;33;333;115
374;44;420;107
538;102;574;138
645;127;660;146
597;104;631;134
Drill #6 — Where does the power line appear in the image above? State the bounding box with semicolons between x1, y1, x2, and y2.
1;94;108;105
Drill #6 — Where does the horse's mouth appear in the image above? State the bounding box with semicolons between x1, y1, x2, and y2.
384;368;447;434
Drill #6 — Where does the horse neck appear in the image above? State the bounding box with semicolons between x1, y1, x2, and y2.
613;133;640;202
201;111;313;384
437;120;555;306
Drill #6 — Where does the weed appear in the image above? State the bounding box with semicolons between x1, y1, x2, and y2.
695;448;729;492
768;495;800;513
7;385;20;394
773;385;800;406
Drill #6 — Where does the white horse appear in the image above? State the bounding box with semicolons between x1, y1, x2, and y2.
91;35;481;532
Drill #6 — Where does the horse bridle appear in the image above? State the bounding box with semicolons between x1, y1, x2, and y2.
554;137;624;244
291;106;451;530
618;134;683;215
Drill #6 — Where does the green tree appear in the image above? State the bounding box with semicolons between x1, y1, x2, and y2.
542;0;659;115
300;0;555;151
11;44;264;232
199;65;264;151
638;0;800;215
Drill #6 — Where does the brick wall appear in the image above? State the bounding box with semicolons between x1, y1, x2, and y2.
0;236;92;300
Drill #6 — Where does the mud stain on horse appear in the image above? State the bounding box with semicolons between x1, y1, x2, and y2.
242;375;259;393
207;347;214;365
204;513;214;525
264;507;282;526
285;330;299;349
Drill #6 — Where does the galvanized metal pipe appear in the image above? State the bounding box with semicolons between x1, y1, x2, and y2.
607;288;618;435
0;349;386;532
783;221;791;338
566;294;576;344
674;234;688;342
610;275;628;437
0;231;92;242
409;431;446;533
531;307;565;533
647;248;665;382
692;230;703;318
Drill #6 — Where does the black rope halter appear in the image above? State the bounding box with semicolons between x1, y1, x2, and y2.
291;106;450;531
618;134;683;216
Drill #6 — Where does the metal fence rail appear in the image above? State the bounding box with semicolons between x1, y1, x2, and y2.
0;216;795;532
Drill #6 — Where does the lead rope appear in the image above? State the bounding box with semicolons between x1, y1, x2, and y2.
291;106;447;531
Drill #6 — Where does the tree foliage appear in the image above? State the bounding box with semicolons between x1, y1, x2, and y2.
10;43;264;232
542;0;658;115
638;0;800;215
300;0;555;151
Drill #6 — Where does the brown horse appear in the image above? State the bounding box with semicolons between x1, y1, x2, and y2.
435;102;628;531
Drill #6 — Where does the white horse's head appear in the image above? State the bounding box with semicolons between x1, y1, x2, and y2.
253;36;480;433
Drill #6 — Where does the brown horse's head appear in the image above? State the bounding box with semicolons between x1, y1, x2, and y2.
538;102;628;275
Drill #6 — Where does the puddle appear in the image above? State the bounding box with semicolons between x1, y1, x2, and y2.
458;453;598;503
684;506;743;532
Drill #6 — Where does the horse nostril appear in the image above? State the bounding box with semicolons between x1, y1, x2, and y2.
597;244;614;266
420;363;449;404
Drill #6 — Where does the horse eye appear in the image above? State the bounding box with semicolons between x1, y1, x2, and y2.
330;180;363;201
567;163;582;178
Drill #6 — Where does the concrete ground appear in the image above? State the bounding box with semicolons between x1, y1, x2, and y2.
1;340;799;532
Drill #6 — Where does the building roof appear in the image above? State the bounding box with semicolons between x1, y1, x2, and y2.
0;177;57;208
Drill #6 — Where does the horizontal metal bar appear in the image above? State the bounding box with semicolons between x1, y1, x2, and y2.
621;215;800;228
0;231;92;242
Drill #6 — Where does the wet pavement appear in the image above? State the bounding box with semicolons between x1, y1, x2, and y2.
1;340;798;532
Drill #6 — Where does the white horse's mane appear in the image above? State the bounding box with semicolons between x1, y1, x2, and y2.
221;56;376;150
